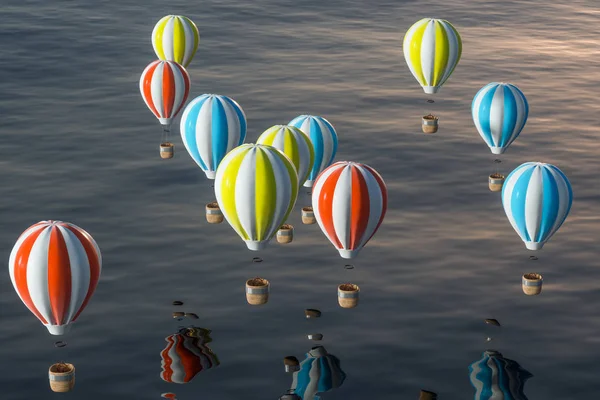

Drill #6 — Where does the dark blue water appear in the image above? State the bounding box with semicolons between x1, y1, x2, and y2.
1;0;599;398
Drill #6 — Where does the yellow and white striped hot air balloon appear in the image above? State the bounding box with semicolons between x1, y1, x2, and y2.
152;15;200;68
214;144;299;251
256;125;315;188
403;18;462;94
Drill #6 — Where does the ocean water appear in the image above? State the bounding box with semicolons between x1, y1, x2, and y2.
1;0;599;398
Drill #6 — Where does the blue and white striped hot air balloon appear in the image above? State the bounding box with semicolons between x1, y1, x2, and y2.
469;350;532;400
180;94;247;179
288;115;338;188
472;82;529;155
290;346;346;400
502;162;573;250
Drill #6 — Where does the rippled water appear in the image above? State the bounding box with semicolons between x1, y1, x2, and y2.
1;0;599;398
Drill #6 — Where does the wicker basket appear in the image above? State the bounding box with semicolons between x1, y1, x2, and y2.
489;173;505;192
338;283;360;308
277;224;294;244
206;202;224;224
422;114;439;134
160;142;174;159
522;273;543;295
301;207;316;224
49;363;75;393
246;277;269;305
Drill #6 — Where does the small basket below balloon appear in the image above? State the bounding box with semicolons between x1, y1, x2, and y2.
246;277;269;305
422;114;439;134
522;273;543;295
277;224;294;244
49;363;75;393
338;283;359;308
489;173;505;192
301;207;316;225
160;142;174;159
206;202;224;224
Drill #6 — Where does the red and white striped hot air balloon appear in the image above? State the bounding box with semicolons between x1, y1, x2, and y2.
8;220;102;335
312;162;388;259
139;60;190;127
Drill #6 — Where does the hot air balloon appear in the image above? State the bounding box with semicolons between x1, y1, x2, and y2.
469;350;532;400
8;221;102;335
257;125;315;188
288;115;338;187
180;94;247;179
290;346;346;400
214;144;299;251
139;60;191;159
403;18;462;94
160;326;219;384
152;15;200;68
312;162;387;259
502;162;573;250
472;82;529;155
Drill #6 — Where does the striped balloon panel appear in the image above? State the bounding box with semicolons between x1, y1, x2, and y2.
312;162;387;258
288;115;338;187
215;144;298;244
152;15;199;68
180;94;247;177
291;348;346;400
472;83;529;154
8;221;102;332
257;125;315;187
160;333;220;384
468;351;532;400
403;18;462;93
139;60;190;126
502;162;573;249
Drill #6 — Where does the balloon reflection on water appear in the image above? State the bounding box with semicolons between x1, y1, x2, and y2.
289;345;346;400
469;350;532;400
160;326;220;384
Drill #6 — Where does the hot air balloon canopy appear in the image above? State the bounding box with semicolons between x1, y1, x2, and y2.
8;220;102;335
257;125;315;188
469;350;532;400
312;161;388;259
287;115;338;187
502;162;573;250
214;143;299;251
160;326;219;384
180;94;247;179
290;346;346;400
152;15;200;68
472;82;529;155
403;18;462;94
139;60;191;127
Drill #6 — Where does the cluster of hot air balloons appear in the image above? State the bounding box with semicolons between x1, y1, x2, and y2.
140;15;198;158
5;14;578;399
138;14;389;259
402;18;573;255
